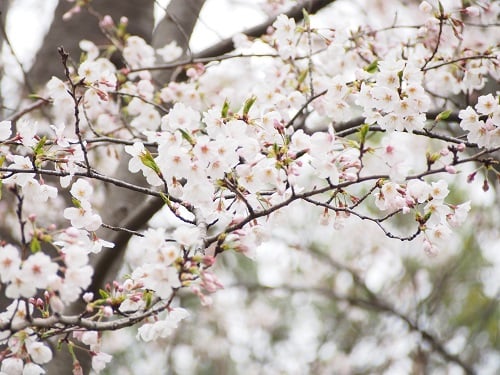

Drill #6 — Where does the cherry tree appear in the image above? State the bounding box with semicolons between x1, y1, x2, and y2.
0;0;499;373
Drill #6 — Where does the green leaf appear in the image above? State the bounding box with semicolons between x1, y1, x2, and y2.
71;197;82;208
302;9;310;28
139;148;161;174
178;128;195;146
364;60;379;73
159;192;171;206
30;236;41;253
33;136;47;156
435;109;452;121
359;123;370;143
221;98;230;118
99;289;109;299
143;290;153;309
297;69;308;86
242;95;257;117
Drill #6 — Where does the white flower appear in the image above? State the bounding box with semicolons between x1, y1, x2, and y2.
124;142;162;186
22;252;59;289
46;76;68;100
157;41;183;62
21;180;58;202
6;269;37;298
137;308;189;342
430;180;449;200
17;119;38;148
475;94;498;115
26;341;52;364
132;264;180;299
70;179;93;202
22;362;45;375
0;245;22;283
79;39;99;60
447;201;471;227
1;357;23;375
161;102;200;132
172;226;202;247
64;201;102;231
91;352;112;373
0;120;12;140
123;36;155;68
406;179;431;203
4;155;35;187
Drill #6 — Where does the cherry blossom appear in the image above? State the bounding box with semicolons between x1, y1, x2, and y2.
0;0;498;373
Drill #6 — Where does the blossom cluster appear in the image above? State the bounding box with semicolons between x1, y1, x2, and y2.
0;0;499;372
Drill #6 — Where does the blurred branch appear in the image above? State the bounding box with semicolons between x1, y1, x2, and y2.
194;0;338;59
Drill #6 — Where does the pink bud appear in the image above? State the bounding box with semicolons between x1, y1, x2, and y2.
100;15;114;29
83;292;94;303
202;255;216;266
445;165;457;174
102;306;113;317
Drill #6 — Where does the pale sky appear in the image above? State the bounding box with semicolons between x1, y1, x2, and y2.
5;0;268;66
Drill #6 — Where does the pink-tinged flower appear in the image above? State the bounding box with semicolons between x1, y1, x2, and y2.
200;270;224;293
22;252;59;289
5;269;37;298
73;361;84;375
0;120;12;140
0;244;22;283
91;351;112;373
374;182;407;211
475;94;498;115
406;179;431;203
423;238;438;257
426;223;452;243
447;201;471;227
458;106;480;131
132;264;180;299
17;119;38;148
272;14;297;60
123;36;155;69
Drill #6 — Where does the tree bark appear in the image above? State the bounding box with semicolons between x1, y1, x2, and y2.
28;0;155;90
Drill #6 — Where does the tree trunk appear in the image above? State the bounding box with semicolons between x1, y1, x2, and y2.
28;0;155;90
